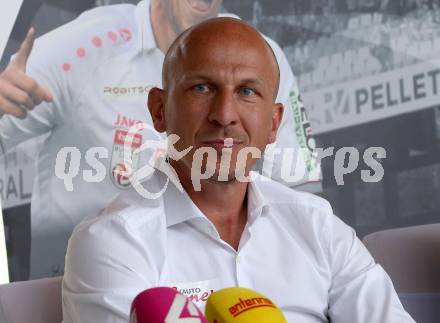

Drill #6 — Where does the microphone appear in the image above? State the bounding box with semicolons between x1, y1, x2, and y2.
130;287;208;323
204;287;287;323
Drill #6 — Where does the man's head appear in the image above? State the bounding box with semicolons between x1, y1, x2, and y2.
148;17;283;186
158;0;223;35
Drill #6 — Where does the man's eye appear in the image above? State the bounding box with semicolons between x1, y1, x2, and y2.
239;87;255;96
193;84;209;93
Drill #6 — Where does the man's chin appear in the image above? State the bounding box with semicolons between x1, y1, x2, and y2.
185;0;217;16
204;166;251;183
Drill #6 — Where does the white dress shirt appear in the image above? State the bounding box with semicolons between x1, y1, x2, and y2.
62;168;414;323
0;0;320;279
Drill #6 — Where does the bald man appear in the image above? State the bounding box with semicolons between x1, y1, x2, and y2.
1;0;319;280
62;18;414;323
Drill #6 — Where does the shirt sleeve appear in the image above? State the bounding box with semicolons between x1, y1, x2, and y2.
62;210;164;323
326;215;415;323
258;38;322;193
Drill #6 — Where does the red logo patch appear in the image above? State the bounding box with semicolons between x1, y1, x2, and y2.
119;28;132;42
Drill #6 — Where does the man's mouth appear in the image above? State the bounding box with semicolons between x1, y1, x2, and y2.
201;138;243;151
186;0;214;13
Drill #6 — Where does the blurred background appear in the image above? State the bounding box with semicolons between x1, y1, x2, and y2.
1;0;440;281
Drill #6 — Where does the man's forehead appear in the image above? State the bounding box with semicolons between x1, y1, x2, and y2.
180;39;267;65
180;19;268;54
163;17;280;93
167;18;272;63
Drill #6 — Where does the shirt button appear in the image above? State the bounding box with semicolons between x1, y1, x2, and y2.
236;256;241;264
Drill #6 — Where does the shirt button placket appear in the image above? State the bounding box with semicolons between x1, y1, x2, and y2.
235;228;252;287
235;254;246;286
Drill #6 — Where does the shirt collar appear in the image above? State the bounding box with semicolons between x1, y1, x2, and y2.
135;0;157;52
164;171;270;228
163;178;205;228
246;174;270;224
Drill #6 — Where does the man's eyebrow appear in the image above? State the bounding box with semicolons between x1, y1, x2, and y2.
239;78;266;88
181;74;267;87
177;73;216;86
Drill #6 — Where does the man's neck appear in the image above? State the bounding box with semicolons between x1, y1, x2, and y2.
150;0;178;53
181;176;249;250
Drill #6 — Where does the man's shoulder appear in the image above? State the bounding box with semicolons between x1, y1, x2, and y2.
71;171;168;247
41;3;137;41
253;175;336;259
64;3;138;34
256;174;329;206
254;174;333;219
65;172;168;289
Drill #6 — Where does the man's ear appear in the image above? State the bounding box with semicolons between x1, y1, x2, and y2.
147;87;167;133
268;103;284;144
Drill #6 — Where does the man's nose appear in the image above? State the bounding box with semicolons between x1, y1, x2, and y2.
207;90;239;127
